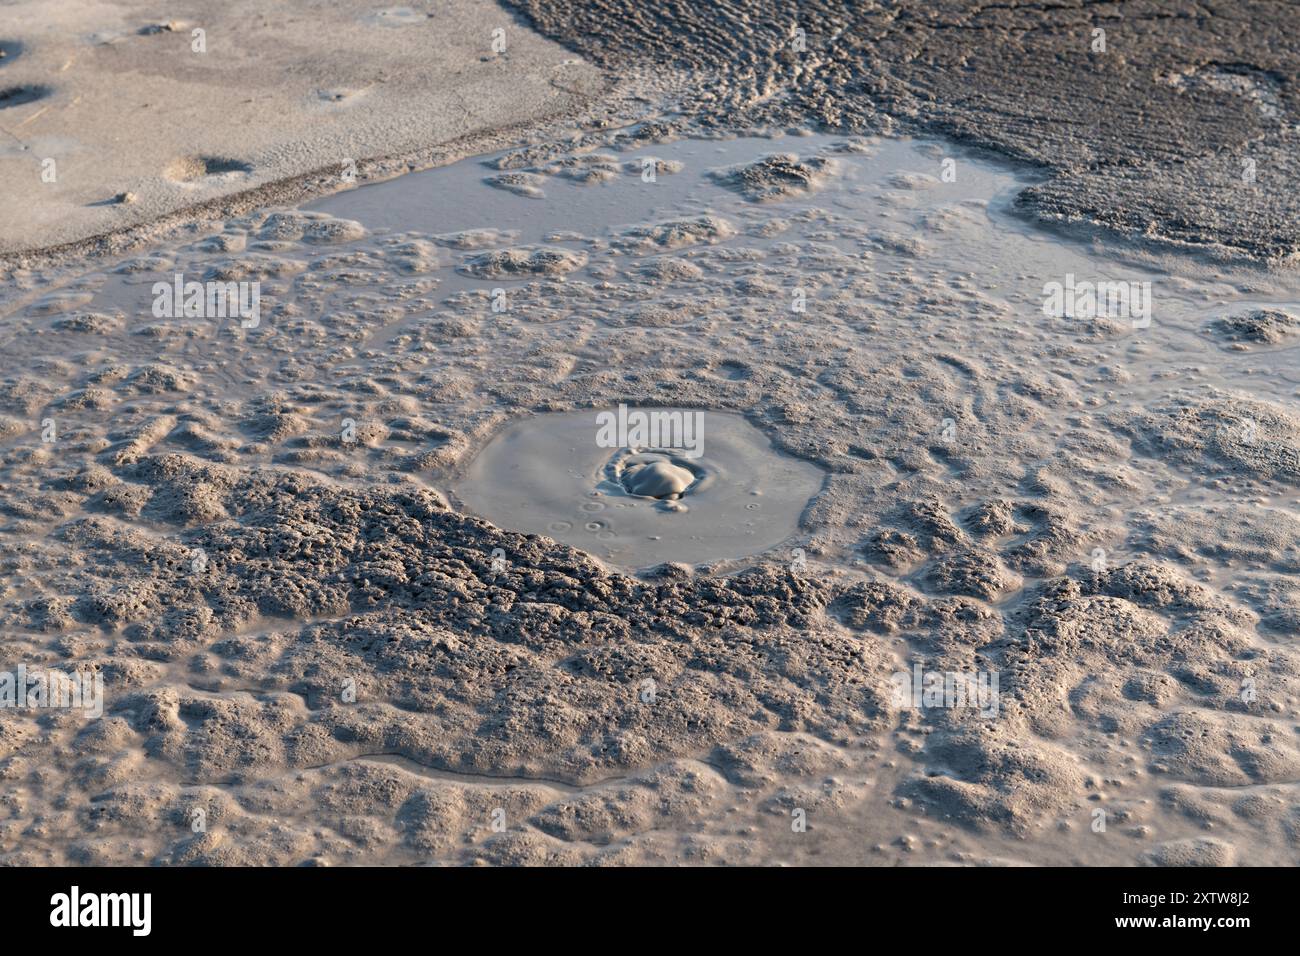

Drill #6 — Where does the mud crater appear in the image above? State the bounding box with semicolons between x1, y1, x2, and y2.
452;409;824;570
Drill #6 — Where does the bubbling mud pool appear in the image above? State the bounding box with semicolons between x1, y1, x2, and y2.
452;409;825;569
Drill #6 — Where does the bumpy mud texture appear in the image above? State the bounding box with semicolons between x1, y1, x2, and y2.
506;0;1300;265
5;130;1300;865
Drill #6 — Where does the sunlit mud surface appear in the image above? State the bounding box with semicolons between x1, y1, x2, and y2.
3;127;1300;865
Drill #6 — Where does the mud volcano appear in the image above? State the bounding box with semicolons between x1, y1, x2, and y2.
452;409;824;569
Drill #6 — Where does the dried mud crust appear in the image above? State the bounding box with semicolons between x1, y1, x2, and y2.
4;462;903;863
505;0;1300;264
5;452;1300;863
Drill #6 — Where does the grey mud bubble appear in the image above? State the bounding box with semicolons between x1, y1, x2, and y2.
614;453;699;499
451;409;824;569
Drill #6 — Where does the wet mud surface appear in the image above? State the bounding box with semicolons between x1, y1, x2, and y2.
3;118;1300;865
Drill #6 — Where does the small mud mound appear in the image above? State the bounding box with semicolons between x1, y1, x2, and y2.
709;153;838;202
164;155;255;183
0;84;51;109
87;191;137;208
457;245;586;278
256;211;367;244
1208;308;1300;347
485;172;547;199
616;215;736;251
637;257;704;282
542;153;621;185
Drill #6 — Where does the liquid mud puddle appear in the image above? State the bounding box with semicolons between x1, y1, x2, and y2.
451;409;824;569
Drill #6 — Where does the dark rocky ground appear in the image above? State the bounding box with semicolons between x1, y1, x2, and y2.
507;0;1300;264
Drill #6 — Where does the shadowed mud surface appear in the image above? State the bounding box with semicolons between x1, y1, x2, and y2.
506;0;1300;265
